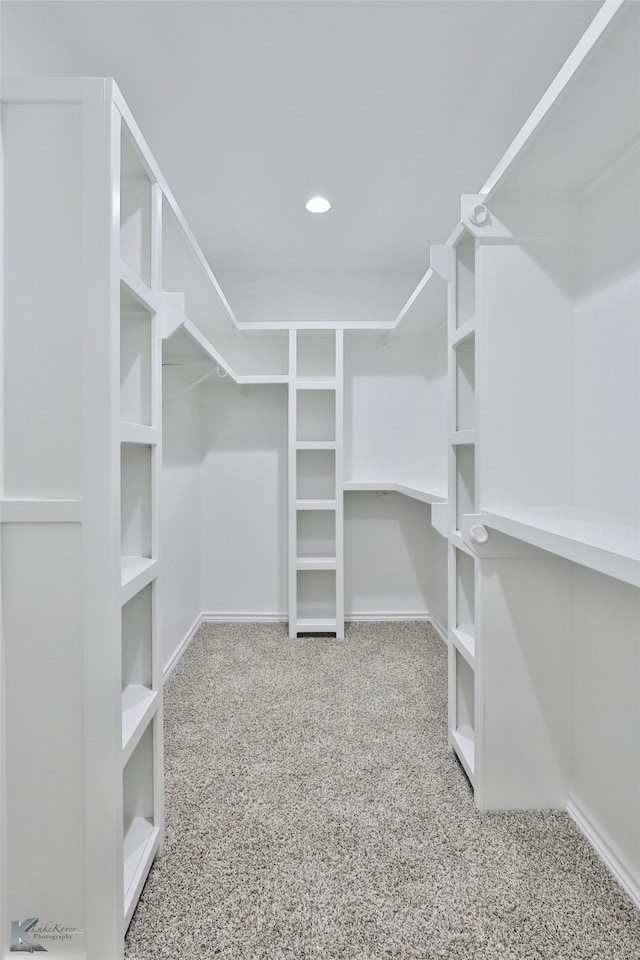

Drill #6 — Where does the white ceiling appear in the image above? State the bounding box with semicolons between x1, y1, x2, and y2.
1;0;601;324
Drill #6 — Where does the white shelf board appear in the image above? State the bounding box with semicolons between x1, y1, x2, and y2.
123;818;160;927
296;499;337;511
450;318;476;348
121;556;158;605
120;261;158;315
450;531;474;558
120;423;159;445
122;686;158;765
295;379;337;391
296;557;337;571
452;628;476;667
296;441;336;451
451;430;476;446
481;507;640;587
343;481;446;505
451;726;475;781
296;618;337;633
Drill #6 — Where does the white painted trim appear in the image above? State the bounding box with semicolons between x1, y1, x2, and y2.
201;612;288;623
567;795;640;910
162;615;203;683
200;612;436;623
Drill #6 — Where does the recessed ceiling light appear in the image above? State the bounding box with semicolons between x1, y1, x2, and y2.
305;196;331;214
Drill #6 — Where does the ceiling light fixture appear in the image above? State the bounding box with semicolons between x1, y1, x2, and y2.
305;196;331;214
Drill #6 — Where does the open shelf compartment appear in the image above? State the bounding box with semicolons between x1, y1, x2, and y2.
120;129;153;288
455;237;475;330
296;390;336;443
297;569;337;622
452;647;475;778
297;330;336;380
121;443;153;575
121;286;153;427
123;722;159;925
296;449;335;501
455;444;475;531
297;511;336;561
455;336;475;433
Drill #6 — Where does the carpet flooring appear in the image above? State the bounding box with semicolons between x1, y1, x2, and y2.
125;621;640;959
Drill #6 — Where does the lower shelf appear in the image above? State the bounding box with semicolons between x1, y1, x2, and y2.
296;618;337;633
122;686;158;764
123;818;160;926
451;726;475;781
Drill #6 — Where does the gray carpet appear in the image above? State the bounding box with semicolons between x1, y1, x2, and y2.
125;622;640;959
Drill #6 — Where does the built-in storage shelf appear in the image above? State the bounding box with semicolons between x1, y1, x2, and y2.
297;510;335;559
121;287;153;428
121;557;157;606
452;627;476;666
121;443;152;567
455;547;475;635
296;441;336;451
450;318;475;348
452;648;475;781
120;264;157;316
296;379;337;391
296;499;336;511
296;557;337;571
120;424;159;445
451;727;475;780
296;390;336;443
482;508;640;587
451;430;475;446
343;481;446;505
297;330;336;379
455;237;475;329
455;337;475;433
296;618;337;634
123;723;158;925
455;445;476;531
297;569;336;622
122;686;158;764
297;449;335;500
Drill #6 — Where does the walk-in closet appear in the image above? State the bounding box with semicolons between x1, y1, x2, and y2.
1;1;639;957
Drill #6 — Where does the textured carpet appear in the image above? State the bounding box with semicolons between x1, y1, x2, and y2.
125;622;640;959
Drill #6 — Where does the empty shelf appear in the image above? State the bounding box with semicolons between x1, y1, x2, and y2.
296;499;337;511
121;557;158;604
295;379;337;390
122;686;158;763
296;618;337;633
123;818;160;925
452;628;476;665
343;481;446;504
451;727;475;780
296;557;337;570
481;507;640;587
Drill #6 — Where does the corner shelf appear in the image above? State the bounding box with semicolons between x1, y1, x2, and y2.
343;481;446;505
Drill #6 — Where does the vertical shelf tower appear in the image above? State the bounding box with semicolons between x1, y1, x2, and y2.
288;329;345;638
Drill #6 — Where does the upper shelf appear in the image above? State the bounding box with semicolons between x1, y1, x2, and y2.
482;1;639;202
344;481;446;505
481;506;640;587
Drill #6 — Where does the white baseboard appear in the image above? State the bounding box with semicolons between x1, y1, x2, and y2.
200;612;287;622
162;614;203;683
567;795;640;910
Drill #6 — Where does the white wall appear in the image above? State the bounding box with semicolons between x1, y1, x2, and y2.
344;324;448;494
199;379;289;617
160;380;202;669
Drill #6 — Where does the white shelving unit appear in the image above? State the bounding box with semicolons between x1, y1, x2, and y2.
289;330;344;638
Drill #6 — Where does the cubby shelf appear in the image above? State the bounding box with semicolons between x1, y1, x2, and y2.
121;557;157;605
452;627;476;666
120;262;158;316
296;618;337;633
451;727;475;779
121;686;158;763
296;557;337;571
481;508;640;587
343;481;446;505
296;441;336;450
120;424;159;445
451;430;476;445
296;499;337;511
123;820;160;926
450;318;476;347
296;379;337;391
